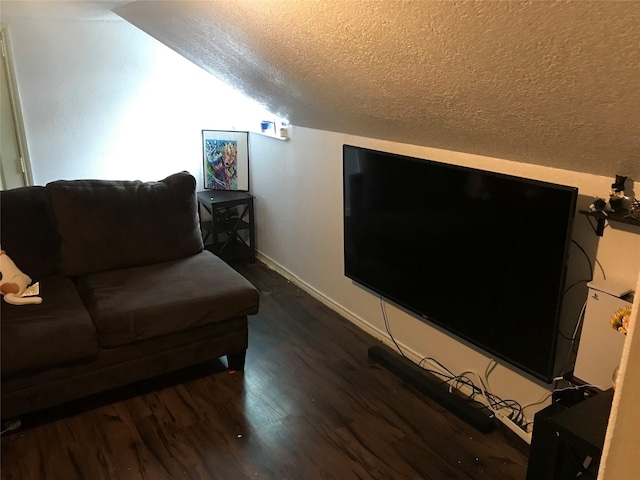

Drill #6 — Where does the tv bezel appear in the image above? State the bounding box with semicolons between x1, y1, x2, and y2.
342;144;578;383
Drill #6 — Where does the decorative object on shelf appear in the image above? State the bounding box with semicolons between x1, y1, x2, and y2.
260;120;274;133
202;130;249;191
589;198;607;212
580;175;640;236
610;305;632;335
608;174;628;211
279;121;289;139
609;305;631;390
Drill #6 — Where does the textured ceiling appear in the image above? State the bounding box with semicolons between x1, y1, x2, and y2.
8;1;640;179
113;0;640;179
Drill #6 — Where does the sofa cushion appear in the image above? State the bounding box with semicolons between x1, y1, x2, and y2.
0;186;60;279
76;251;259;348
47;172;203;277
0;275;100;377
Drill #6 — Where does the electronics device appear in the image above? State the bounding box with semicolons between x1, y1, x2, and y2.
343;145;578;382
586;279;632;298
573;281;632;389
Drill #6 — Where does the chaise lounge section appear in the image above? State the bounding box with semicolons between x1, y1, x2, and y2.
1;172;259;419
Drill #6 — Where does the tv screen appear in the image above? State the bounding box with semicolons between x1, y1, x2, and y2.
343;145;578;382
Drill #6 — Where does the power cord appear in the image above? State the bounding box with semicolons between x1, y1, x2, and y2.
376;244;603;441
380;298;528;425
378;299;565;438
557;299;588;378
380;296;406;358
571;238;606;281
520;384;597;415
564;278;590;295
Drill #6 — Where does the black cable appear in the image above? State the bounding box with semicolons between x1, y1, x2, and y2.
379;298;526;422
572;239;594;279
419;356;455;377
564;278;589;295
380;297;406;358
595;258;606;280
571;238;607;281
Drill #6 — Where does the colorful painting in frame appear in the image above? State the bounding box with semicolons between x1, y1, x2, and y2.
202;130;249;191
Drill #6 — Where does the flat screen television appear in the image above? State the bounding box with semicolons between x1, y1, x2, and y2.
343;145;578;382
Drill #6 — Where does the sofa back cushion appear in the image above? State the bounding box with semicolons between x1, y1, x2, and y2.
47;172;203;276
0;185;60;279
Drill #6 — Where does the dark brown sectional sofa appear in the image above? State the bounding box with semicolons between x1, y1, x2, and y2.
0;172;259;419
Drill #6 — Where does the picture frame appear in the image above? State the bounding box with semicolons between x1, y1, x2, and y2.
202;130;249;191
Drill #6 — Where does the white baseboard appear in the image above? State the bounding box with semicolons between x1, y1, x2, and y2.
255;251;433;366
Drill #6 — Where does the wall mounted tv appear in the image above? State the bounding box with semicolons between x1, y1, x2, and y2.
343;145;578;382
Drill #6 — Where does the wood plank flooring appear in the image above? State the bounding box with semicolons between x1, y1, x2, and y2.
1;261;529;479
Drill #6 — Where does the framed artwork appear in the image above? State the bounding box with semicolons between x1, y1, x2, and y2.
202;130;249;191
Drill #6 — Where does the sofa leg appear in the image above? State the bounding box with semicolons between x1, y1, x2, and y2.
227;350;246;372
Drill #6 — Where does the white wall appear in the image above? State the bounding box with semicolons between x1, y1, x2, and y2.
249;126;640;422
4;15;276;186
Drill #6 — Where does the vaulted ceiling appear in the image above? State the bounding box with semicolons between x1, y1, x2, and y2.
7;1;640;179
112;1;640;179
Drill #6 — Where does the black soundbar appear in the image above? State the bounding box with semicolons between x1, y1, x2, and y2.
368;344;496;434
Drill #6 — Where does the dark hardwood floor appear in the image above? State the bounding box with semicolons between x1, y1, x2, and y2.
1;261;529;479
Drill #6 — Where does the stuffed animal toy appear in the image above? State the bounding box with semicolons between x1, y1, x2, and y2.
0;250;42;305
609;175;628;211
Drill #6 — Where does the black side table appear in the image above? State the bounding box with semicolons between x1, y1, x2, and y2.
196;190;255;263
526;389;614;479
